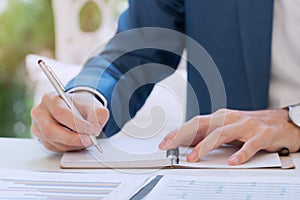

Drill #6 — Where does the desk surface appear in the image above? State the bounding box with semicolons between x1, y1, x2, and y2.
1;137;300;177
0;138;300;199
0;138;300;177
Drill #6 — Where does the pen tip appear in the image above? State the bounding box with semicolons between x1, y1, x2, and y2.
95;144;103;153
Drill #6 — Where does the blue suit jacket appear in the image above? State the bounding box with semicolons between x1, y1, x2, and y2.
67;0;274;137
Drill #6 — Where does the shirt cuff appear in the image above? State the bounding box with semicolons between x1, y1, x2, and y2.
67;86;108;107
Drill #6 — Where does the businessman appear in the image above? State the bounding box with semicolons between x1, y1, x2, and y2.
31;0;300;165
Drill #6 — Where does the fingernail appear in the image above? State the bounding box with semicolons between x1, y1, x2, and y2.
188;151;198;162
160;139;172;149
229;155;239;165
159;141;166;149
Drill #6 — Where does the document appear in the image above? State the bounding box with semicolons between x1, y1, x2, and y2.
61;138;290;169
144;175;300;199
0;169;150;200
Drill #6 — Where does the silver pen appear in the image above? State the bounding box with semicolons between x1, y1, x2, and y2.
38;60;103;153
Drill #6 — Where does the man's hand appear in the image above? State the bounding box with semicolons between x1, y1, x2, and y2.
159;108;300;165
31;91;109;152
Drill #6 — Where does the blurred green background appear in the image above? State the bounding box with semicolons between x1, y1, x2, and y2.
0;0;126;138
0;0;54;138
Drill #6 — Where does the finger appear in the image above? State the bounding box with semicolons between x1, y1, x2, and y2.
159;109;241;150
228;136;264;165
228;132;268;165
31;122;41;139
159;129;178;149
37;121;91;152
34;124;64;152
42;94;95;135
159;116;209;150
41;122;92;148
41;141;62;152
186;121;254;162
41;141;85;152
159;118;200;150
186;125;236;162
33;105;92;147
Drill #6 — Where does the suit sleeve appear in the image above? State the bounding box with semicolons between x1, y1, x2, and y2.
66;0;185;137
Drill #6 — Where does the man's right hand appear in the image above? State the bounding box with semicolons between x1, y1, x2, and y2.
30;91;109;152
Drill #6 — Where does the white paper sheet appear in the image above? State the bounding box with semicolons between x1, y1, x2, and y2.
0;169;149;200
177;146;282;169
145;175;300;199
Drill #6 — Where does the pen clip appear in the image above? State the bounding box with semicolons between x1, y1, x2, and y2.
166;148;179;166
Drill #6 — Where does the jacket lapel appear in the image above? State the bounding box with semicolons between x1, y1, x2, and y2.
237;0;274;109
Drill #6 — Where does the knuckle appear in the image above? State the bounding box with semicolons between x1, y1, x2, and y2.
260;126;272;137
30;107;37;118
41;93;52;103
227;110;241;119
246;142;257;150
244;117;257;127
239;149;251;160
30;106;41;119
215;108;228;115
190;116;203;132
31;124;39;136
217;127;229;138
191;116;201;125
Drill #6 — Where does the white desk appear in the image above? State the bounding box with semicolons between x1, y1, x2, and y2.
1;137;300;178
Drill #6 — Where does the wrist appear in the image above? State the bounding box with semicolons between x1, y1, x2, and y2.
281;105;300;152
284;103;300;127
